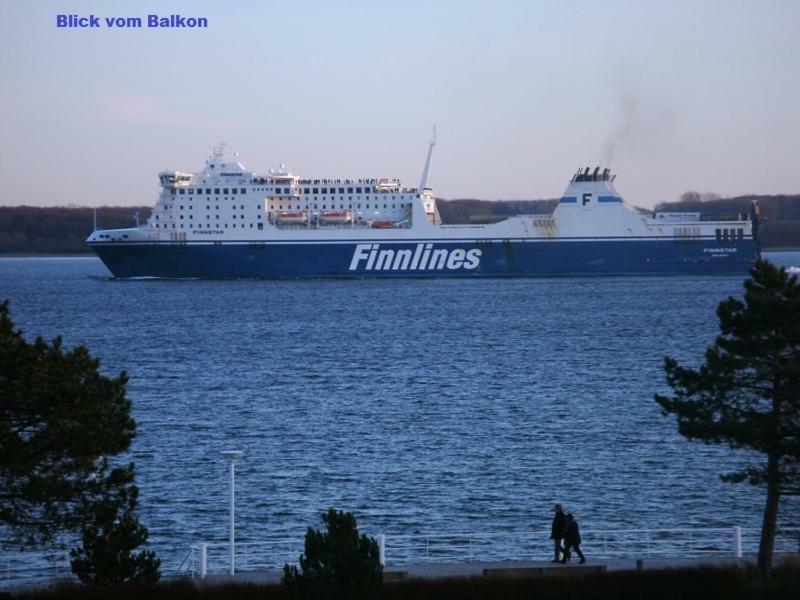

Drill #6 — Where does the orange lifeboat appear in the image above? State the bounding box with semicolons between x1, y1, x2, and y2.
274;210;307;224
320;210;352;224
370;220;395;229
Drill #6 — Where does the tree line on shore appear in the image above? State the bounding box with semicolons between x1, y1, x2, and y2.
0;193;798;254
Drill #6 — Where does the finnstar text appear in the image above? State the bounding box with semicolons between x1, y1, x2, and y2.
86;142;760;279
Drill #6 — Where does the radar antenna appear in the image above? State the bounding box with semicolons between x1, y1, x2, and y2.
418;125;437;191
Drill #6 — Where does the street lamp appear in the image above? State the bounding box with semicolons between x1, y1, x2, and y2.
221;450;243;576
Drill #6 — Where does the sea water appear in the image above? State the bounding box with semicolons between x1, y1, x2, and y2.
1;252;799;578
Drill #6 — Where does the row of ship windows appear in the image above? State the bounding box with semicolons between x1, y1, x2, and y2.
271;204;403;210
155;223;264;229
156;214;256;220
176;205;246;210
173;188;247;195
715;228;744;241
173;186;410;199
167;203;406;212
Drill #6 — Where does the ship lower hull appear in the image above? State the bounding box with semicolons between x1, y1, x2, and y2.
89;238;758;278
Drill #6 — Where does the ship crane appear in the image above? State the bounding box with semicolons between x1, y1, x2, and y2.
418;125;437;191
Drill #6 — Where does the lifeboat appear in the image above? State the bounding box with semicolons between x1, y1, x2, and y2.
370;220;395;229
274;210;307;224
320;210;352;224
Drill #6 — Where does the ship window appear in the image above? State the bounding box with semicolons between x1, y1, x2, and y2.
347;187;353;193
206;188;211;194
357;204;361;208
384;204;387;209
232;188;238;194
356;187;362;193
250;224;253;228
241;214;244;219
322;188;328;194
225;224;228;228
323;205;326;209
258;222;263;230
170;189;176;195
715;228;722;241
207;205;210;210
180;205;184;209
214;188;220;194
188;189;193;194
223;188;229;194
284;188;290;194
366;204;370;209
304;188;310;194
233;214;236;219
338;187;344;193
156;215;159;220
179;189;185;194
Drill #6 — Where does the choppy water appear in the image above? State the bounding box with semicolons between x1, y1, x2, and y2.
2;253;799;578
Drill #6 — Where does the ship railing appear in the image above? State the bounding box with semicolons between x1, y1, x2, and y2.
184;526;799;577
699;213;750;222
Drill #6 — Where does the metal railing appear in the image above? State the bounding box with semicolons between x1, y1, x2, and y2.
187;526;800;578
5;527;799;586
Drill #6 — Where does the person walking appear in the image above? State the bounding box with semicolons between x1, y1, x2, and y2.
550;504;566;562
560;513;586;564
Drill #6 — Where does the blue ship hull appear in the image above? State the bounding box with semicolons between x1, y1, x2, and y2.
90;237;759;278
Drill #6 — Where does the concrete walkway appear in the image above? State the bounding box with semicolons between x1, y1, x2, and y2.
202;555;754;586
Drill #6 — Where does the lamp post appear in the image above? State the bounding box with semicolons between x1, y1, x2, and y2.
221;450;243;576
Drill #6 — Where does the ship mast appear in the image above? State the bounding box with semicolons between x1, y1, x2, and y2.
418;125;437;191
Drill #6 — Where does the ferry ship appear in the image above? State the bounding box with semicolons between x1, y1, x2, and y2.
87;139;760;278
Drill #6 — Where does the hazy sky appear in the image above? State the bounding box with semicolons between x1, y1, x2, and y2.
1;0;798;208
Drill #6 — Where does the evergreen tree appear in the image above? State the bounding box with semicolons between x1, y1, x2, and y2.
283;509;382;600
70;484;160;584
0;300;150;556
656;260;800;581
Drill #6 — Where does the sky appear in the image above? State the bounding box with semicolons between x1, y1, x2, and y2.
0;0;798;208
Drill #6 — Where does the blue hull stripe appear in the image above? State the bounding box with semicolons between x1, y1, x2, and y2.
91;239;759;279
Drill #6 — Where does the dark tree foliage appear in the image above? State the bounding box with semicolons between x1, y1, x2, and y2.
655;260;800;581
0;300;136;546
283;509;382;600
70;485;160;584
0;206;151;254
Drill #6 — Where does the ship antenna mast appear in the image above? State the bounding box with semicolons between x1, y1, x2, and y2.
418;125;437;191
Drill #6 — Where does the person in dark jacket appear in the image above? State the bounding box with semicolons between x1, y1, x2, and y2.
560;513;586;564
550;504;567;562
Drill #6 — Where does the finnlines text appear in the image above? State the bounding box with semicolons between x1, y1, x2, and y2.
349;244;482;271
56;14;208;28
